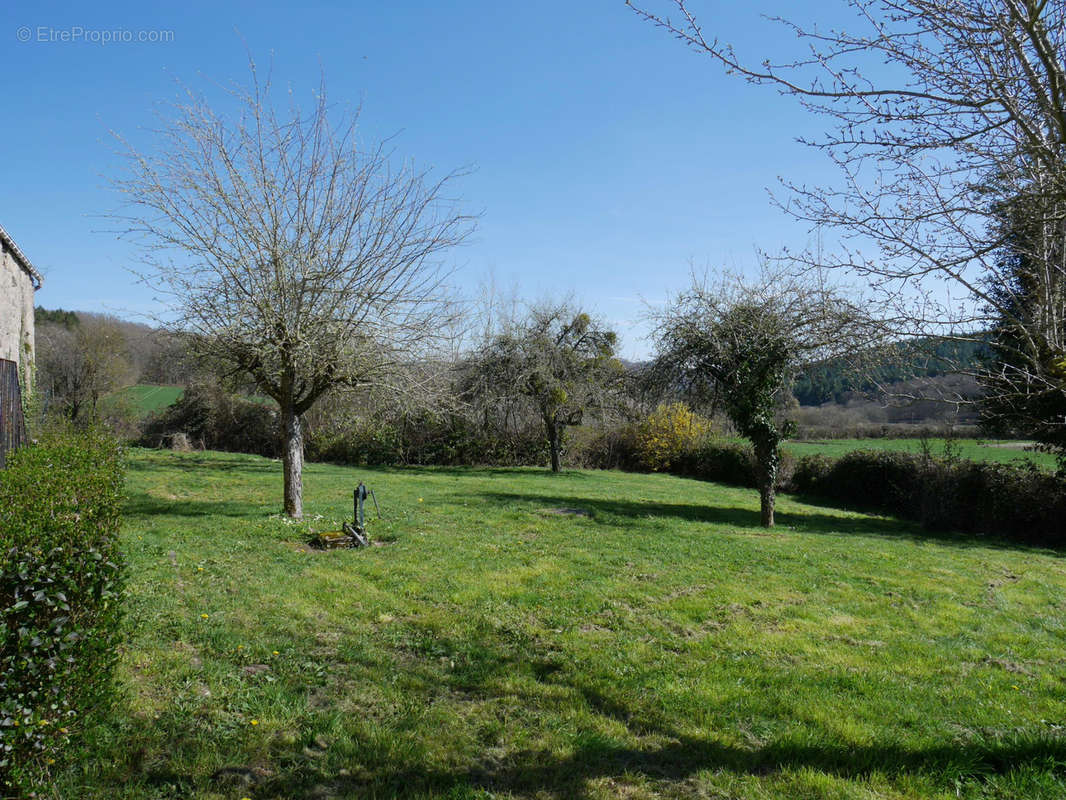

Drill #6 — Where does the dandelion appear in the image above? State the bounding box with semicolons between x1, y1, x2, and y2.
418;497;423;503
197;567;204;572
272;650;279;655
237;645;243;650
200;613;209;620
250;719;259;726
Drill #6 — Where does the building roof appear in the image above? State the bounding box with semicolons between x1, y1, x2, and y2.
0;223;42;290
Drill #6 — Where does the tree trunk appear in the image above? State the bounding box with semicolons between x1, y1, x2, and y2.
545;418;561;473
282;405;304;519
753;438;779;528
759;483;775;528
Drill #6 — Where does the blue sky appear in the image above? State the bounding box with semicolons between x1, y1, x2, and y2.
1;1;841;358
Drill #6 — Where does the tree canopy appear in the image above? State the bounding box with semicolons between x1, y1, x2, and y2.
651;270;876;526
463;303;622;472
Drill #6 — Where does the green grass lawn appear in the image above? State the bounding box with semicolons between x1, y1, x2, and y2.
55;449;1066;799
110;384;186;416
785;437;1059;470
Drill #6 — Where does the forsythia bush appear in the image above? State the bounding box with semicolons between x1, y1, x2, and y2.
636;403;713;472
0;430;126;793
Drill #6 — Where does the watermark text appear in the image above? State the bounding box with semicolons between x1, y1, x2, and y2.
16;25;175;45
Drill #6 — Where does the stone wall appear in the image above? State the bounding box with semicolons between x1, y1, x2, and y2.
0;246;35;397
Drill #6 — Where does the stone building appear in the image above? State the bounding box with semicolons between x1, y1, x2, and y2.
0;223;42;396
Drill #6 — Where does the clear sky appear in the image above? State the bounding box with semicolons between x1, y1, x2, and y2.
1;1;842;359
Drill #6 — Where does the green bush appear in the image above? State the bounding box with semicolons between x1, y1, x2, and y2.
808;450;925;512
140;383;278;457
669;440;795;490
566;423;640;470
307;416;403;466
790;453;835;495
0;430;126;793
307;410;550;468
792;450;1066;543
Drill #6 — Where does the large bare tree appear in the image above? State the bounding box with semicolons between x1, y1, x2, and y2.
113;66;475;517
630;0;1066;446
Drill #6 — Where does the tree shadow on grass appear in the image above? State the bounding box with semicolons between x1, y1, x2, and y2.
333;734;1066;799
252;639;1066;799
86;606;1066;799
475;490;1062;554
383;464;593;480
123;494;267;519
90;696;1066;800
127;452;280;475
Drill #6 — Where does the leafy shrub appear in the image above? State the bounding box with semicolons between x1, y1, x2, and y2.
672;440;795;489
808;450;925;512
675;440;757;486
306;410;549;468
140;383;278;457
791;449;1066;543
635;403;714;472
566;423;640;470
790;453;835;495
307;416;403;466
0;429;125;793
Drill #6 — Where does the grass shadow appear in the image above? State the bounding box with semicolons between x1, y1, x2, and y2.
75;592;1066;799
123;494;268;519
476;490;1061;554
126;452;280;475
379;464;593;479
253;630;1066;799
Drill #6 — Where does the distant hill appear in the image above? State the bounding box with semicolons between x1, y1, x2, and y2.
793;337;988;406
35;307;80;329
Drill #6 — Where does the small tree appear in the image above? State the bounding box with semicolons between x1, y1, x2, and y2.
651;270;874;526
464;303;622;472
113;64;474;517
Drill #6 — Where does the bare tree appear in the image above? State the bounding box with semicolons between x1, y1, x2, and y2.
463;302;622;472
629;0;1066;444
36;315;134;424
650;268;877;527
112;63;475;517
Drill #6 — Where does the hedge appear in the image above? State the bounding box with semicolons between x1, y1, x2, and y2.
0;430;126;793
792;449;1066;544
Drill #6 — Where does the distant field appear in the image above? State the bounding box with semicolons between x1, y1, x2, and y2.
111;384;184;415
785;437;1059;470
50;449;1066;799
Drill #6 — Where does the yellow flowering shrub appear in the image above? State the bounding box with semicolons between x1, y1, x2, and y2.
636;402;714;472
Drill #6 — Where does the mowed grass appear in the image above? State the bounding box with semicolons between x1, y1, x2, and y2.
55;449;1066;799
785;437;1059;470
111;384;185;416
